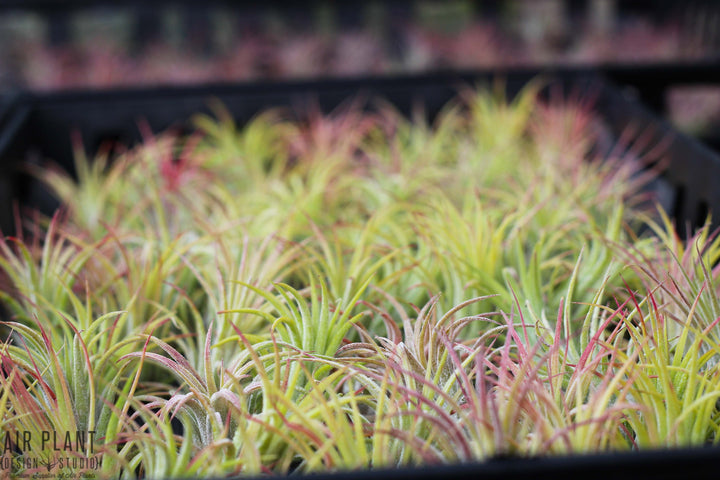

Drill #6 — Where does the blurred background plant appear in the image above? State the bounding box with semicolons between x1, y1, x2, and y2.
2;1;719;147
1;1;717;89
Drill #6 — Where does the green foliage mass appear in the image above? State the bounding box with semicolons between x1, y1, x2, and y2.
1;85;719;478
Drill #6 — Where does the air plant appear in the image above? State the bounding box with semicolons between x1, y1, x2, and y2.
1;83;718;479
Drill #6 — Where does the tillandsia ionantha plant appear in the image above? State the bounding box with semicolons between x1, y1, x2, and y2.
1;82;719;479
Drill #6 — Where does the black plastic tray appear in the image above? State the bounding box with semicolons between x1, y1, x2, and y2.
1;68;720;479
230;446;718;480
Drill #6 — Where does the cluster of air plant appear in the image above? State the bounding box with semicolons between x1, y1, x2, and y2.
5;8;713;91
1;83;718;479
